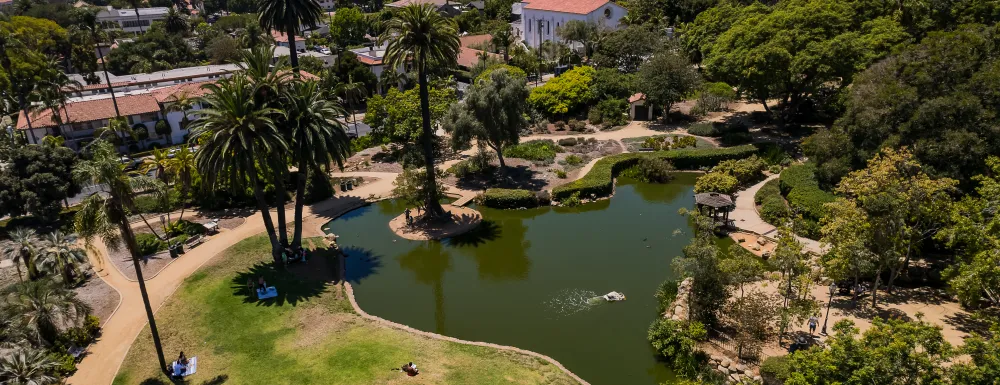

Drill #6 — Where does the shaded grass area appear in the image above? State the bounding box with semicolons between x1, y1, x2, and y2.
112;236;576;385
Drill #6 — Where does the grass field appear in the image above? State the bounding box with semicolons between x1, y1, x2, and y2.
112;236;576;385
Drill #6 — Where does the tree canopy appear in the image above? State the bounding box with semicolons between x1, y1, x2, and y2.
0;145;80;221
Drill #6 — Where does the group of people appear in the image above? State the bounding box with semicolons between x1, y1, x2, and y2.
405;208;414;226
281;247;308;265
248;276;268;295
399;362;419;376
171;351;191;378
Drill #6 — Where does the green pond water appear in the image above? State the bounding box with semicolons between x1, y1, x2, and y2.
322;173;731;385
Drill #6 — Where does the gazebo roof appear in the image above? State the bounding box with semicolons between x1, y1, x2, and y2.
694;192;734;208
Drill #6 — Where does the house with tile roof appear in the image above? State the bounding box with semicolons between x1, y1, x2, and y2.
514;0;626;48
20;68;320;152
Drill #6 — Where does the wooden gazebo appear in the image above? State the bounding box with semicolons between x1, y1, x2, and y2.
694;192;735;227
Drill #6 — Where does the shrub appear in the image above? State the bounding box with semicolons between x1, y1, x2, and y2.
84;315;101;338
711;155;766;185
474;64;527;83
558;137;578;147
154;120;171;137
593;98;628;126
135;233;167;256
647;318;708;377
642;136;666;150
694;172;739;194
505;140;563;161
133;190;181;214
779;163;835;225
165;219;206;237
673;135;697;149
564;155;584;166
623;158;676;183
760;356;791;384
303;170;335;204
756;179;790;225
555;169;568;178
562;192;582;206
50;352;77;376
693;82;737;113
688;122;723;137
477;188;539;209
568;119;586;131
554;121;567;130
721;131;753;146
528;66;596;116
654;279;679;314
588;107;603;125
552;145;758;201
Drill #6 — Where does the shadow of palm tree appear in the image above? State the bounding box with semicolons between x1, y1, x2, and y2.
229;258;330;307
446;219;500;247
341;246;383;284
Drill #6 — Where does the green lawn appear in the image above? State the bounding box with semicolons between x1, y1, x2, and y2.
112;236;576;385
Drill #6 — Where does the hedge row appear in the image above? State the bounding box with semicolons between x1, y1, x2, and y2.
552;145;759;201
754;178;791;225
477;188;544;209
778;163;835;221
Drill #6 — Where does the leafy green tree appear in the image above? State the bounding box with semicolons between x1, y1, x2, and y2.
807;25;1000;187
189;75;287;260
826;148;956;307
2;279;89;346
331;51;378;97
74;140;169;375
330;6;367;47
785;318;952;385
207;35;241;64
770;227;805;307
724;289;779;359
938;156;1000;307
635;50;701;119
556;20;599;59
392;168;447;212
380;4;460;218
591;24;662;73
820;198;875;300
256;0;322;74
591;68;635;101
720;244;765;298
673;212;728;326
365;82;456;153
527;65;596;117
700;0;908;117
282;80;351;250
105;28;197;75
491;24;515;62
951;325;1000;384
334;73;367;129
647;318;707;377
693;172;738;194
443;68;528;169
0;144;79;221
1;228;39;282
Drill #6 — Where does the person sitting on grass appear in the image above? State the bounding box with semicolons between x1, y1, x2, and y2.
401;362;419;376
258;277;267;292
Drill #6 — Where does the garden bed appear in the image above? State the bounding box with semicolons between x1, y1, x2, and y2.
621;134;717;152
73;275;120;326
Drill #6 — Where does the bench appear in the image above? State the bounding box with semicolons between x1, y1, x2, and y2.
185;234;205;248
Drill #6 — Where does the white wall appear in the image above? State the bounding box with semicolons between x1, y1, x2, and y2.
519;3;626;48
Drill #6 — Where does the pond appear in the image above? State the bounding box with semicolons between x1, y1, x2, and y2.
323;173;731;385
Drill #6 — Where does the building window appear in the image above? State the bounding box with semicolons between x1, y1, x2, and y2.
122;20;151;28
528;21;531;32
605;8;612;19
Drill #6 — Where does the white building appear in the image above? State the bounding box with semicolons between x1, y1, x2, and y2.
23;64;319;152
96;6;171;34
515;0;626;48
272;31;308;53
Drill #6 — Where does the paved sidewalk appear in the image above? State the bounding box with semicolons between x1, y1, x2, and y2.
730;175;825;254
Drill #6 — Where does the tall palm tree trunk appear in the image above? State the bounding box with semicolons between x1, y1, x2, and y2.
247;158;283;262
286;24;300;76
417;55;445;218
271;160;289;248
94;33;123;125
291;152;308;250
116;218;168;376
17;95;38;144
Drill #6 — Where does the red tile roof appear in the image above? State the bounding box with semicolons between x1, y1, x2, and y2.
523;0;612;15
629;93;645;103
16;94;161;130
150;81;215;103
356;55;383;66
460;34;493;49
457;47;500;68
271;31;305;43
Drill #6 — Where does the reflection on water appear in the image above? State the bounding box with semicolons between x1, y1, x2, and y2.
331;173;720;385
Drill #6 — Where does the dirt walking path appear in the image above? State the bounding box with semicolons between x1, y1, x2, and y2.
731;175;825;254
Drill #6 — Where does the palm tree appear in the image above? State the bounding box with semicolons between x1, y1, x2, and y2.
189;75;287;261
256;0;323;74
39;232;87;285
239;21;271;48
380;4;460;218
0;347;60;385
163;7;189;35
2;228;39;282
236;46;293;248
165;90;196;133
141;148;172;184
128;0;146;34
71;9;123;125
165;146;196;221
334;74;367;134
283;80;351;250
491;25;514;62
1;279;90;346
32;56;82;136
73;140;170;375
